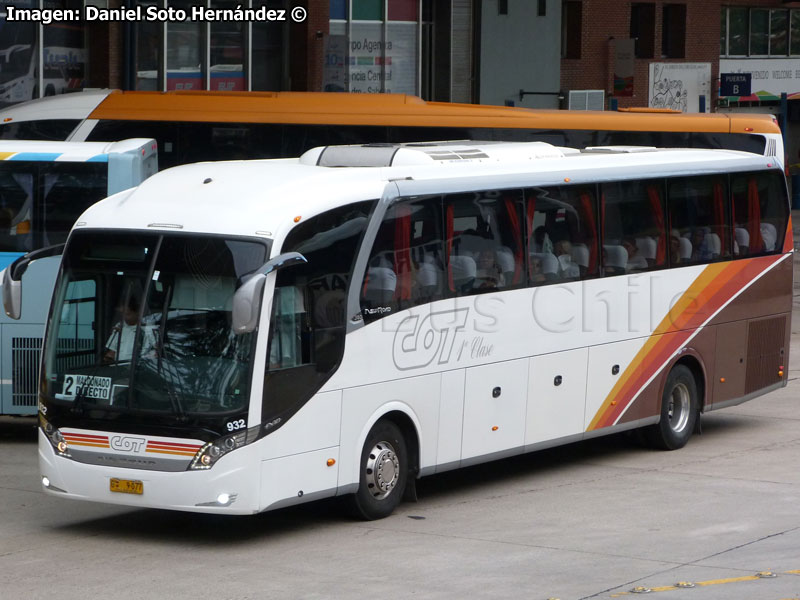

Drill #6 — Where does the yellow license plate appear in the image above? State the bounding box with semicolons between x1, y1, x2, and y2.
110;478;143;495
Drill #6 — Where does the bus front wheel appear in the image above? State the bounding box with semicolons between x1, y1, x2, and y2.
646;364;699;450
350;420;408;520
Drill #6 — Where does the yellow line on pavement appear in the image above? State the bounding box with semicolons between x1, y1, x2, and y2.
611;570;798;597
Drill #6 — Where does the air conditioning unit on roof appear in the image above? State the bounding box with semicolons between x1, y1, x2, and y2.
568;90;605;111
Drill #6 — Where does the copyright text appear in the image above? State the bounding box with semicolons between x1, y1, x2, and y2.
5;4;308;24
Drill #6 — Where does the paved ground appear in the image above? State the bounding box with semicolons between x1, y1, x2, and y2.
0;214;798;600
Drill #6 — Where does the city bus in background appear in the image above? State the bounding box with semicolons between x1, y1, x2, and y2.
14;141;790;517
0;138;157;416
0;89;785;170
0;22;86;106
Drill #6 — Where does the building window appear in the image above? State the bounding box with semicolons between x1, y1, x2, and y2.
134;1;161;91
538;0;546;17
661;4;686;59
166;0;204;90
131;0;287;92
209;0;246;91
630;3;655;59
792;10;800;55
252;0;288;91
326;0;425;95
561;1;582;59
770;9;788;56
0;0;90;104
726;7;748;55
721;7;799;57
750;8;769;55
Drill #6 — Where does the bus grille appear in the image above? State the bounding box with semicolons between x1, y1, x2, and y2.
745;316;786;395
11;337;41;407
765;138;777;157
11;338;96;407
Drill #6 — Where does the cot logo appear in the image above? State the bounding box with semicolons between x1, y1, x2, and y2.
392;308;469;370
110;435;146;453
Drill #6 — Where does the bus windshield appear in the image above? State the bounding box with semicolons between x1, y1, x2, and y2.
0;160;107;253
42;231;268;427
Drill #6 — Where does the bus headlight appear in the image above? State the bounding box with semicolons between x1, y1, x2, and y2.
189;430;248;470
40;416;71;458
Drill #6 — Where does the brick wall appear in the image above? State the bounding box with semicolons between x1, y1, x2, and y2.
562;0;795;109
292;0;330;91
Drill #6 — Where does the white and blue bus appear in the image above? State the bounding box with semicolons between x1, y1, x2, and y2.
0;138;157;415
10;141;791;517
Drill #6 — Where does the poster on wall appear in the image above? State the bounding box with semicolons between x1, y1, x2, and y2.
323;35;348;92
613;39;635;97
324;23;417;95
718;58;800;100
648;62;711;113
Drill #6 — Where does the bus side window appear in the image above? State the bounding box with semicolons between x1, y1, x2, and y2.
667;175;730;266
263;201;373;423
601;179;667;275
40;163;107;247
0;169;33;253
360;197;445;323
525;185;599;282
731;171;789;257
444;189;524;296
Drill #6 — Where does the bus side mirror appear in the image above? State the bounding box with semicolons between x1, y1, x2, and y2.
2;243;65;320
231;252;307;334
2;267;21;320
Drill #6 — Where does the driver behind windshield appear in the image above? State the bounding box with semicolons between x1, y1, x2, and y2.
103;295;155;363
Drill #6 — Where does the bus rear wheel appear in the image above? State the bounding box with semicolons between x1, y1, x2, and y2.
350;420;408;520
645;364;699;450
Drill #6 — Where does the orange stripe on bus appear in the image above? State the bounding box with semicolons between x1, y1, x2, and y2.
146;443;202;450
783;215;794;253
145;449;197;456
67;440;108;448
587;255;784;430
63;435;109;442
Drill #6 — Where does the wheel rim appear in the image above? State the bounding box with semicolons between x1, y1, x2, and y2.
364;440;400;500
667;382;691;434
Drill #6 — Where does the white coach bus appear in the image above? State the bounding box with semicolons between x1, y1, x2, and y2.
13;141;792;518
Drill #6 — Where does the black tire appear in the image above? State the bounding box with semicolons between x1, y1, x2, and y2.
350;420;408;520
645;364;699;450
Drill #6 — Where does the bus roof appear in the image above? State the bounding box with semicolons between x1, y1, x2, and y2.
0;90;780;137
77;142;775;243
0;138;157;161
0;89;110;121
84;90;779;135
